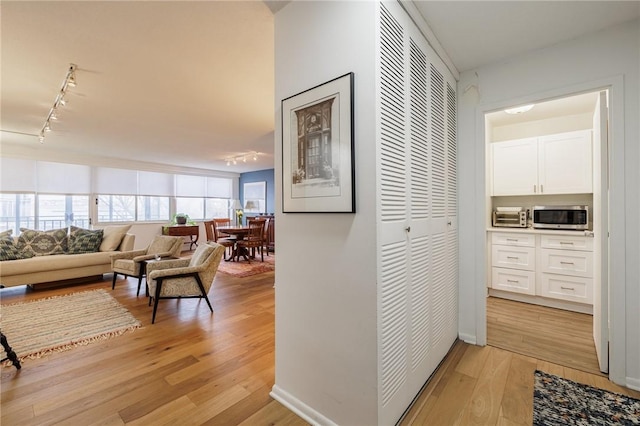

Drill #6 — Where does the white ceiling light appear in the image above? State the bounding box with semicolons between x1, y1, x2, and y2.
39;63;78;143
225;151;260;166
504;104;535;115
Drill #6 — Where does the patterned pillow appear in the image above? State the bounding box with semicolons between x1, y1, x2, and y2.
67;227;104;254
17;228;68;257
0;233;23;261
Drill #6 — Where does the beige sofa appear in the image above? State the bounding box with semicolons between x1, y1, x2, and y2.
0;232;135;288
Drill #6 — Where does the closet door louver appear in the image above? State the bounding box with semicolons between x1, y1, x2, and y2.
377;2;458;425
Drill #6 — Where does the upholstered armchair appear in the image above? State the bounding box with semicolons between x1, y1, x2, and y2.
110;235;184;296
146;242;225;324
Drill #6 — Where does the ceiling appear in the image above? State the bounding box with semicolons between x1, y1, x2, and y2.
1;2;638;174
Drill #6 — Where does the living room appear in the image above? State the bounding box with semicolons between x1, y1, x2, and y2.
2;1;640;425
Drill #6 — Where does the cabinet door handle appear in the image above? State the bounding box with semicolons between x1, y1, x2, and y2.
541;184;544;193
533;184;537;193
560;286;575;291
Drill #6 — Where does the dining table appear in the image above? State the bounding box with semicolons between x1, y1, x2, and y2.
216;225;252;262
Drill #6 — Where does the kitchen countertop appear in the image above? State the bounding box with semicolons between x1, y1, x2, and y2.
487;227;594;237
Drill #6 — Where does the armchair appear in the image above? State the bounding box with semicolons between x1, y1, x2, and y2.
146;242;225;324
110;235;184;296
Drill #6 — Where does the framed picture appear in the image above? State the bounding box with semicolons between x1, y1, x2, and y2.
281;72;355;213
243;181;266;213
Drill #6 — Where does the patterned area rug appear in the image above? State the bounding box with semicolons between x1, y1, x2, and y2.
534;370;640;425
0;289;141;366
217;253;275;278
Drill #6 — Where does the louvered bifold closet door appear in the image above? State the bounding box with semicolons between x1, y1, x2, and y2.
377;2;458;425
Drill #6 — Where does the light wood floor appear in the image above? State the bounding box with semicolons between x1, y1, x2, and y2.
3;272;638;425
486;296;602;376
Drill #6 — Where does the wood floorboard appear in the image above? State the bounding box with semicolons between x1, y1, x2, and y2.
3;270;639;425
486;296;603;376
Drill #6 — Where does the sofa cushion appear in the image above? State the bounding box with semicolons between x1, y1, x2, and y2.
0;233;23;261
17;228;68;257
68;227;104;254
0;251;114;276
99;225;132;251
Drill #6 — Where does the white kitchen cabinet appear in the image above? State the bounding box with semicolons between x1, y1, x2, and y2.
491;130;592;196
540;234;594;304
539;130;593;194
488;230;594;306
491;138;538;195
490;231;536;295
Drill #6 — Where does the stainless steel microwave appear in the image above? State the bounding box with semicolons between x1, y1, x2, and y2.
532;205;589;230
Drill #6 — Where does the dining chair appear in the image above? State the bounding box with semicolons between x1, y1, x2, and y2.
203;220;235;261
212;218;231;237
264;217;275;256
236;219;265;263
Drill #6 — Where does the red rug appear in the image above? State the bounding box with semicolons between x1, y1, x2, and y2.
217;253;275;278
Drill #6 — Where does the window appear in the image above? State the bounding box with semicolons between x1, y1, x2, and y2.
175;197;204;221
137;196;170;222
205;198;230;219
97;195;136;223
38;194;90;230
0;193;35;233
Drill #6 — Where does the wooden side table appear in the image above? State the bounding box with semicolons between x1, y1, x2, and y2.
162;225;199;250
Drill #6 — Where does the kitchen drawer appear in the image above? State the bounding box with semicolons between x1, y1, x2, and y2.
540;273;593;304
491;245;535;271
491;232;536;247
540;234;593;251
540;248;593;278
491;267;535;295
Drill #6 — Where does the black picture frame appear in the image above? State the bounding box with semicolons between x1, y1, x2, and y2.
281;72;355;213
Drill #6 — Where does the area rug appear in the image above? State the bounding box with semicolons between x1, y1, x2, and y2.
0;289;141;366
217;253;275;278
533;370;640;425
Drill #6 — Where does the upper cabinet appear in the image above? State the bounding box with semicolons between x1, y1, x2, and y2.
491;129;592;196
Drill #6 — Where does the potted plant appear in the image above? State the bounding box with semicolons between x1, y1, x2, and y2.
171;213;194;225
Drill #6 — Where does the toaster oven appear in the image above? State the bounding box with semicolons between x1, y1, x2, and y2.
492;208;528;228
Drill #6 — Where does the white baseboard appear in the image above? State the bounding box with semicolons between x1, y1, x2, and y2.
458;333;477;345
626;376;640;392
270;384;338;426
488;289;593;314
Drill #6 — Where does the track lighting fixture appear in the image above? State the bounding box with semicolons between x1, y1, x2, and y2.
224;151;260;166
38;63;77;143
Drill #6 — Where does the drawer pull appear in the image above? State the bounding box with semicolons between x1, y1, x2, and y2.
560;286;575;291
507;279;519;283
560;261;575;265
559;241;574;245
507;256;519;260
506;238;518;242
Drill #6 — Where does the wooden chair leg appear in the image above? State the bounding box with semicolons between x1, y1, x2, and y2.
194;275;213;313
111;272;118;289
152;279;163;324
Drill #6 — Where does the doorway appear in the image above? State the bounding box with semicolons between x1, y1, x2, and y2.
484;89;609;375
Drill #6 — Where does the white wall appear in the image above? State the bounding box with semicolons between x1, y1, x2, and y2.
273;2;379;424
458;19;640;387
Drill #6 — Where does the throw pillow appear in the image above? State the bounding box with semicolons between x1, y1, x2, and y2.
0;229;13;238
99;224;132;251
17;228;68;257
68;227;104;254
0;233;22;261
